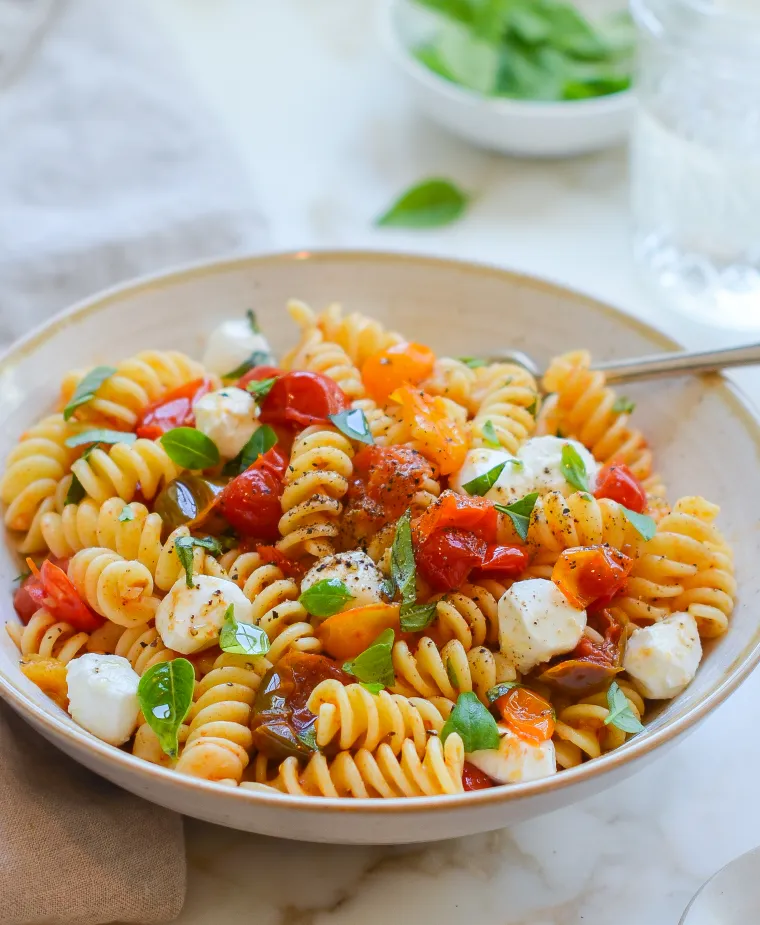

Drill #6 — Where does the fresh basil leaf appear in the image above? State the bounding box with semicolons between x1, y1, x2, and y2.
246;308;260;334
542;0;606;60
400;601;438;633
160;427;220;470
343;628;395;687
118;504;135;523
414;42;457;82
381;576;395;600
296;726;318;752
446;658;459;691
222;351;272;381
65;428;137;448
245;377;277;402
360;682;385;695
299;578;354;619
329;408;374;445
219;604;270;656
612;396;635;414
137;658;195;758
486;681;520;703
376;178;470;229
390;510;416;607
462;461;507;496
434;18;501;94
560;443;590;492
604;681;644;734
494;491;539;542
459;356;487;369
481;419;500;449
64;474;86;507
440;691;500;751
62;366;117;421
620;506;657;542
222;424;278;477
507;3;551;44
174;535;222;588
526;395;539;417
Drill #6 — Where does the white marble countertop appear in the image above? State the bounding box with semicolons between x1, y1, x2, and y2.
149;3;760;922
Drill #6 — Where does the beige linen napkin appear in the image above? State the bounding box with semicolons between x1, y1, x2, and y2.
0;702;185;925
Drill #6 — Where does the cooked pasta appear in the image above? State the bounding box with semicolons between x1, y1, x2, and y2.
0;414;80;545
60;350;209;429
71;437;181;504
470;363;540;454
278;425;354;559
3;305;737;799
254;732;465;798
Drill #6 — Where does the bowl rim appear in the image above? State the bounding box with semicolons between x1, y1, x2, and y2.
2;247;760;816
380;0;634;117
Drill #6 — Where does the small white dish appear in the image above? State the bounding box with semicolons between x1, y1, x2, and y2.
381;0;634;158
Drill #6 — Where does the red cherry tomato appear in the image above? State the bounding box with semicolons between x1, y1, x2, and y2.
255;545;306;580
218;446;288;540
259;371;350;428
135;377;215;440
361;342;436;403
416;528;487;592
594;464;647;514
414;491;498;545
552;545;632;611
462;761;496;791
236;366;284;389
471;544;529;581
19;559;103;632
571;609;624;667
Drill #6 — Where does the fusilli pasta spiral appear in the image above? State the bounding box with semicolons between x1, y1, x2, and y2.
67;548;160;627
470;363;539;454
278;426;354;559
255;731;465;798
71;438;181;504
315;303;403;367
7;608;89;664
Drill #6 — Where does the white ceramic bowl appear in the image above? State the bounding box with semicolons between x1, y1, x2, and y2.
382;0;633;157
1;250;759;844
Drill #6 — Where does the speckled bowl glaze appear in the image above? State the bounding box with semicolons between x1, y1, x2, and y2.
1;251;758;844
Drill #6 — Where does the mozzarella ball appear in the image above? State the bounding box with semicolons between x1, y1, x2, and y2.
201;318;274;377
498;578;586;674
516;435;599;495
623;612;702;699
193;387;259;458
449;448;534;506
468;726;556;784
156;575;255;655
301;551;384;612
66;654;140;746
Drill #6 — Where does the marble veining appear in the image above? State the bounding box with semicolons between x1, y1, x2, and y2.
148;2;760;921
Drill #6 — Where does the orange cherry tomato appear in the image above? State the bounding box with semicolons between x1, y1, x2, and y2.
552;545;632;611
494;687;555;744
594;464;647;514
135;377;215;440
414;490;498;545
317;603;401;661
362;342;436;403
389;386;468;476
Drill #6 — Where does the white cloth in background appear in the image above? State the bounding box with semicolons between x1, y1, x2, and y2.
0;0;268;346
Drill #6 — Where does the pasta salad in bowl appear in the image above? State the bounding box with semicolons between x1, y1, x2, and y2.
0;251;755;843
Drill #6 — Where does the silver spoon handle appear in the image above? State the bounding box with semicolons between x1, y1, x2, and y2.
593;343;760;384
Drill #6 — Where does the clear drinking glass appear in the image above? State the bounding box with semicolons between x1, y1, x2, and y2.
630;0;760;328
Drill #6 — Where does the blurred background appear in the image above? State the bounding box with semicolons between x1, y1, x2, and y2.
2;0;757;347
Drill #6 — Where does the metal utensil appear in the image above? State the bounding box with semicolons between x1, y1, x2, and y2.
680;845;760;924
491;343;760;385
